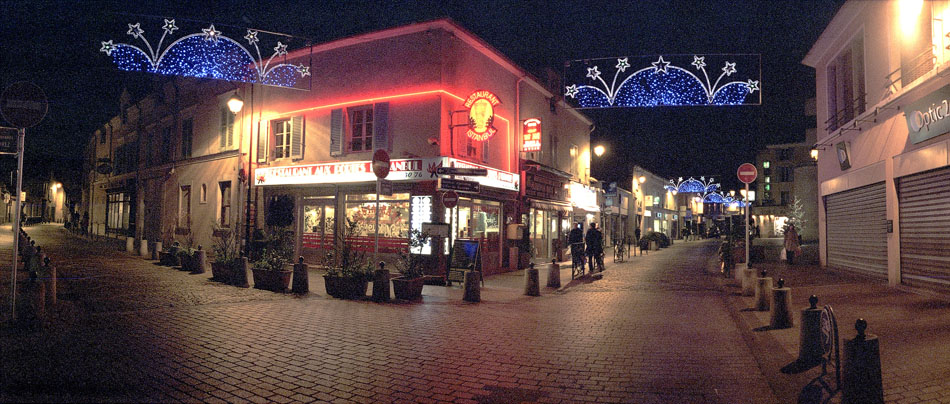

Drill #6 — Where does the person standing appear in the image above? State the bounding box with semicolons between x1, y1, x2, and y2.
784;224;801;264
568;222;585;270
586;222;604;272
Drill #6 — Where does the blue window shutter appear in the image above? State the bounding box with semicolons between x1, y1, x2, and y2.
373;102;389;151
256;121;267;163
330;108;343;156
291;116;304;160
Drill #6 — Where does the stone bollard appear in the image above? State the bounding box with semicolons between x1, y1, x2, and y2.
139;238;149;257
754;270;772;311
292;257;309;294
152;241;162;260
547;259;561;288
741;266;756;296
16;279;45;329
798;295;824;366
233;257;250;288
842;319;884;404
372;262;390;302
524;263;540;296
463;270;481;302
126;237;135;253
770;279;793;329
192;246;207;274
43;257;56;307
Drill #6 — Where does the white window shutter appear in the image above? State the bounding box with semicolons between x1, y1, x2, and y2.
330;109;344;157
291;116;304;160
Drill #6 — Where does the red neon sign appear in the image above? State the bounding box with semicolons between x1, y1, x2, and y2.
464;90;501;141
522;118;541;152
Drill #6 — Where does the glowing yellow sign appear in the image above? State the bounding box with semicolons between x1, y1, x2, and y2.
464;90;500;141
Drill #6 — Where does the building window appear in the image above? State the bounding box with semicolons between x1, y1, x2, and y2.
778;148;792;161
99;130;106;144
272;119;292;159
199;184;207;204
551;135;559;167
220;107;235;150
162;127;173;163
106;191;131;234
765;184;771;191
569;145;578;175
780;166;794;182
349;106;373;152
900;6;932;87
780;191;791;206
219;181;231;227
826;34;866;131
762;161;770;169
181;118;193;158
179;185;191;229
765;176;770;183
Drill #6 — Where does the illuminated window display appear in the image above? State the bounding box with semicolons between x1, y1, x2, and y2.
410;195;433;254
344;193;410;253
302;197;335;253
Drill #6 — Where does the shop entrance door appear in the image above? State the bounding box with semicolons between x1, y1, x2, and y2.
302;197;335;263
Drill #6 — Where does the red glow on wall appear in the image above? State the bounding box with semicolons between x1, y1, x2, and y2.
522;118;541;152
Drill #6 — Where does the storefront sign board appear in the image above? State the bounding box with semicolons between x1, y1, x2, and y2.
448;158;519;192
255;157;441;186
522;118;541;152
905;84;950;144
438;178;480;193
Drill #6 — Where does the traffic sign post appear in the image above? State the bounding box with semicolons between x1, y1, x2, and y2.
438;178;480;193
737;163;757;270
443;190;459;209
435;167;487;176
372;150;391;265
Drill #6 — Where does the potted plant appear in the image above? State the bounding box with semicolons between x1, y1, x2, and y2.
323;219;372;299
392;229;429;301
159;241;181;266
252;247;292;292
210;225;239;283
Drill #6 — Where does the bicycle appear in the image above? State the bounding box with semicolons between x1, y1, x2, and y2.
570;242;585;279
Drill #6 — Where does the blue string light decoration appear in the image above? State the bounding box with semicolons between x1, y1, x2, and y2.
564;55;760;108
702;191;749;207
665;177;720;194
100;20;311;89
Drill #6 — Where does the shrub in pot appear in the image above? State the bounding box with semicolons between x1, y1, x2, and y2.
323;219;371;299
252;248;292;292
210;225;240;283
392;229;428;301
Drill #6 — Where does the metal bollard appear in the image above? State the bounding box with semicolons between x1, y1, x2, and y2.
770;279;793;329
192;246;207;274
139;238;149;257
842;319;884;404
524;263;540;296
463;270;480;302
547;259;561;288
798;295;824;366
233;257;250;288
754;270;772;311
44;257;56;307
372;262;390;302
292;256;309;294
741;266;756;296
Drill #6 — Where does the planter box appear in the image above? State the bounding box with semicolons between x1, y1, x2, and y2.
159;251;179;267
210;262;233;283
392;276;424;301
324;275;368;300
252;268;292;292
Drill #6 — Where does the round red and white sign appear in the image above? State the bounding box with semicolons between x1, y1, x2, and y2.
737;163;757;184
372;149;390;179
443;191;459;209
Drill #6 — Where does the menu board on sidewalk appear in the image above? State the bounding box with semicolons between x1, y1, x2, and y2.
447;239;480;284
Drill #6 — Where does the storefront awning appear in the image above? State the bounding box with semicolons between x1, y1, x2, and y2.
530;200;573;213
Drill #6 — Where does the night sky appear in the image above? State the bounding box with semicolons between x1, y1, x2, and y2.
0;0;844;196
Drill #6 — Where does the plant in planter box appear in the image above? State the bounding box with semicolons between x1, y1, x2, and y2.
251;226;293;292
392;229;429;301
210;224;240;283
323;219;372;299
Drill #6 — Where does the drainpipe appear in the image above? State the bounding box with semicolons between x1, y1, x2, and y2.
515;76;524;175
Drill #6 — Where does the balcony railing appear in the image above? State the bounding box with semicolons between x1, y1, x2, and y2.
884;46;936;99
824;92;867;132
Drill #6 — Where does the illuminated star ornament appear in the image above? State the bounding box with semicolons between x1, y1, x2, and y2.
564;54;761;107
99;19;312;89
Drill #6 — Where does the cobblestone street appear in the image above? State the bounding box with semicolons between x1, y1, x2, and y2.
1;225;775;403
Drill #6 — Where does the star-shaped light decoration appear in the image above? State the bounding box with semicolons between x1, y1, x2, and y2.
244;30;259;46
274;41;288;56
691;55;706;70
615;57;630;72
564;84;579;98
202;24;222;42
722;62;737;76
296;64;310;77
746;79;760;93
127;23;144;39
162;19;178;35
100;40;115;56
586;66;601;81
652;56;670;74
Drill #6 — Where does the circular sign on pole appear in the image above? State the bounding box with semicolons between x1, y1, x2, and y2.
443;191;459;209
372;149;390;179
0;81;48;129
737;163;758;184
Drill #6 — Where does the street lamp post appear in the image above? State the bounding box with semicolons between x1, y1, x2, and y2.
227;92;251;257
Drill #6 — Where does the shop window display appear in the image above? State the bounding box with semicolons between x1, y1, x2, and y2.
344;193;410;253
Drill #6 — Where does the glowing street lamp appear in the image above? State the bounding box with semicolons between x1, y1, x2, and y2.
227;94;244;114
593;144;605;157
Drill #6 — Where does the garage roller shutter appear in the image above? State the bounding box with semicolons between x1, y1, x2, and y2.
825;182;887;277
898;167;950;289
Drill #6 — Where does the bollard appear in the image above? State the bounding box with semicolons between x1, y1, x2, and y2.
547;259;561;288
741;266;756;296
754;270;772;311
126;237;135;253
43;257;56;307
770;279;793;329
16;279;45;329
292;256;309;294
152;241;163;260
524;263;540;296
192;246;207;274
463;270;480;302
798;295;824;366
139;238;149;257
372;262;390;302
842;319;884;404
233;257;250;288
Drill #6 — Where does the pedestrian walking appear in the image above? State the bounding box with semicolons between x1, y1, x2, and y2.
784;224;801;265
586;222;604;272
569;222;585;271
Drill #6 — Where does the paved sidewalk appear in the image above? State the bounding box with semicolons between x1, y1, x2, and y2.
717;259;950;403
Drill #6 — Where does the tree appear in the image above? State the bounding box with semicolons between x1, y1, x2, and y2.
783;197;807;234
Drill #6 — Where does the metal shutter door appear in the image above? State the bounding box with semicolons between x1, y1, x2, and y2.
825;182;887;277
898;167;950;289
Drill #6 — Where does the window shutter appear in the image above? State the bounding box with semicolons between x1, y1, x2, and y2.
291;115;304;160
219;109;227;149
373;102;389;151
330;108;343;156
256;121;267;163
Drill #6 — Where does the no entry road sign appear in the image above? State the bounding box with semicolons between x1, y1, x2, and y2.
737;163;757;184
